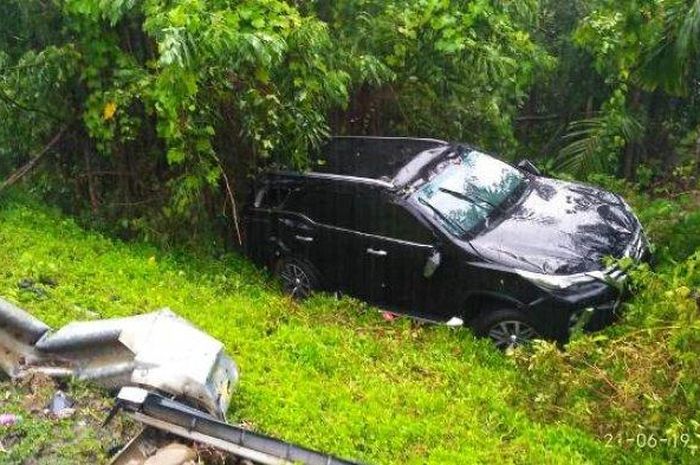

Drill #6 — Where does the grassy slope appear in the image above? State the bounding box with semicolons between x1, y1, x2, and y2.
0;199;659;465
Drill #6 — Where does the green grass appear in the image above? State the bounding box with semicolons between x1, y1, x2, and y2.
0;198;662;464
0;377;137;464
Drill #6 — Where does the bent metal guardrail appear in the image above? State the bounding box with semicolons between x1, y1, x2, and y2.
0;297;238;418
0;297;364;465
111;387;363;465
0;298;51;377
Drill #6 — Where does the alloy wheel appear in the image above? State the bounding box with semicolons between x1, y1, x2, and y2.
279;262;312;299
487;320;538;350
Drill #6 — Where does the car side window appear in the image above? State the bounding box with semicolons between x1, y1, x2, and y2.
284;183;374;231
278;182;431;244
373;201;434;244
283;185;335;224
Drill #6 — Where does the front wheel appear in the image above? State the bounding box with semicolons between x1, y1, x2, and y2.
471;309;540;350
274;257;320;300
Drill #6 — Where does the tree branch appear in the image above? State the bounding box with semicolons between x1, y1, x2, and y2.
0;86;63;121
0;127;67;192
214;155;243;246
515;114;561;122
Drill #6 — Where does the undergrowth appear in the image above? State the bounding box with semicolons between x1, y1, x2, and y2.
514;175;700;463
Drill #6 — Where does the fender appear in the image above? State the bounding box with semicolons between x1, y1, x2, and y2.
461;291;526;322
267;235;291;266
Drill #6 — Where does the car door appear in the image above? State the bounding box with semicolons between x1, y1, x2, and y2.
278;181;367;293
316;184;382;298
361;196;439;316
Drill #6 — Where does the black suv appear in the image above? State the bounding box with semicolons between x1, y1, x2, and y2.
243;137;649;348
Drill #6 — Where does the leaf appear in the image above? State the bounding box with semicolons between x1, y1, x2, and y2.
167;147;186;164
102;101;117;120
252;17;265;29
254;67;270;83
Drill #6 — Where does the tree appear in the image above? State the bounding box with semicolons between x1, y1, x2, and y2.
556;0;700;178
319;0;553;153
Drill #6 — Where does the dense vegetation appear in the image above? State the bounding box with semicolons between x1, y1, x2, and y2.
0;1;699;464
1;0;698;241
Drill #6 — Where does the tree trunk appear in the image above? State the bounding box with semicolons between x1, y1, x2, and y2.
83;142;99;214
695;126;700;170
622;90;643;180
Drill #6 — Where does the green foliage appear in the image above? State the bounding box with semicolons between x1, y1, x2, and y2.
639;0;700;95
63;0;354;208
517;255;700;463
321;0;553;152
557;89;643;174
0;44;79;164
556;0;700;178
1;0;698;239
0;0;360;238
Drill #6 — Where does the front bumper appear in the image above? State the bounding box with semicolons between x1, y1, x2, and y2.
568;293;624;334
526;283;622;341
573;226;650;332
558;226;652;335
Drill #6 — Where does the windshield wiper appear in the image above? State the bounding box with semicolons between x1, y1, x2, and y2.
418;197;468;236
438;187;499;211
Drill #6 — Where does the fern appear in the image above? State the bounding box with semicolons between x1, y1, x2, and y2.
556;117;607;173
557;106;643;175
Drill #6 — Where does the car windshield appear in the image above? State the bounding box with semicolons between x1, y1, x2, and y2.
412;149;526;238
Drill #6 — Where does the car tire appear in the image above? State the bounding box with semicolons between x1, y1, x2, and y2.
470;308;540;350
274;257;320;300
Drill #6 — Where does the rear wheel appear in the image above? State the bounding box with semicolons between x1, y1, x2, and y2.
275;257;320;300
471;309;540;350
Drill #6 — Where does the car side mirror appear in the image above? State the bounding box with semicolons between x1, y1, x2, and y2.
516;159;541;176
423;249;442;278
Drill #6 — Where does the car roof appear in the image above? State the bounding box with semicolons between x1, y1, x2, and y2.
270;136;451;189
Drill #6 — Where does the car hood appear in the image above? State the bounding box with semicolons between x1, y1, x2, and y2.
469;177;640;275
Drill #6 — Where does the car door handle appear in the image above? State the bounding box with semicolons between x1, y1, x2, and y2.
366;248;388;257
295;235;314;242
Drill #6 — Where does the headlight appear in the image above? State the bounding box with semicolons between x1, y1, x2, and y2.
515;269;607;291
616;195;635;215
616;196;648;259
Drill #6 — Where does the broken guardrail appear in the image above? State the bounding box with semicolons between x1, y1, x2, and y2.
0;297;363;464
110;387;362;465
0;297;51;377
0;297;237;417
